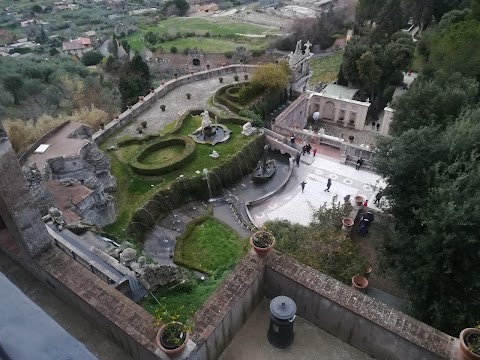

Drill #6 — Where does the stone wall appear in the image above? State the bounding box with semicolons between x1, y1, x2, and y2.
191;250;461;360
93;65;257;145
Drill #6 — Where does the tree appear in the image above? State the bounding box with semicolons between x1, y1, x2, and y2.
31;4;42;13
3;75;24;105
428;19;480;79
121;39;131;56
375;108;480;335
129;53;150;81
118;54;151;109
371;0;406;43
81;51;104;66
232;46;251;63
251;63;289;93
162;0;189;16
389;72;478;135
357;0;385;24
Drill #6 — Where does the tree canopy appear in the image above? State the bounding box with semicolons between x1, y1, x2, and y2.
251;63;290;93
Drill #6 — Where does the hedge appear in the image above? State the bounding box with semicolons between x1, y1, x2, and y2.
214;84;244;113
224;85;241;102
129;135;196;176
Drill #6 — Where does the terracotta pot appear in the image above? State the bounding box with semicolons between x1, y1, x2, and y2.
250;231;275;258
363;266;372;279
150;88;155;93
460;328;480;360
342;217;354;228
113;115;119;120
156;322;189;358
354;195;366;206
352;275;368;293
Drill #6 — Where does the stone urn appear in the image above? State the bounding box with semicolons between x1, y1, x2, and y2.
150;87;155;93
114;115;119;120
156;322;189;358
352;275;368;293
139;96;144;101
250;231;275;258
460;328;480;360
354;195;366;207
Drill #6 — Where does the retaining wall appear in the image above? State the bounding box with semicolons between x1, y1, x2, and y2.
93;65;257;145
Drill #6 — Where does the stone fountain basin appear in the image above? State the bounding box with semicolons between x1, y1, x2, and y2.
189;124;232;146
129;135;196;176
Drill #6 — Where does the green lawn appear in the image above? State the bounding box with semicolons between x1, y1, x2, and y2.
127;17;277;52
175;217;248;273
141;145;184;165
309;51;344;85
102;115;255;239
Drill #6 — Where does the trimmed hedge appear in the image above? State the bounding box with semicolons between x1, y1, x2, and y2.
214;84;244;113
224;85;241;102
129;135;196;176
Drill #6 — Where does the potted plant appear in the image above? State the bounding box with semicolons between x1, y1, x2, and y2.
342;217;354;233
154;306;192;358
190;70;194;75
160;104;166;111
127;104;133;110
354;195;366;206
99;122;105;130
139;96;144;101
174;73;178;79
206;64;210;70
460;327;480;360
219;77;223;83
244;74;249;80
150;87;155;93
351;275;368;293
141;121;147;128
137;126;143;134
113;114;119;120
250;230;275;257
186;93;191;99
348;135;354;143
234;75;239;81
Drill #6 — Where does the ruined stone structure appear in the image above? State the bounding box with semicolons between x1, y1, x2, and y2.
21;122;116;227
288;40;313;93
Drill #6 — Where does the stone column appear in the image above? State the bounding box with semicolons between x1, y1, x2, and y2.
0;123;51;258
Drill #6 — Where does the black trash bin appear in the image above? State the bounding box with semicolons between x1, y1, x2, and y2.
268;296;297;349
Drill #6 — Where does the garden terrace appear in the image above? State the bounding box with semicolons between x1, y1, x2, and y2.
101;108;264;241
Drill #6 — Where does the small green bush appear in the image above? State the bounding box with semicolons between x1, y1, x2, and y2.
170;46;178;53
239;109;263;127
224;51;233;59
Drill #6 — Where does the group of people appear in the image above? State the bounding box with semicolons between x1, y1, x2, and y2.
371;121;381;131
302;143;317;157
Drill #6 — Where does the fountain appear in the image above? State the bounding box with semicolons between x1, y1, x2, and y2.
189;110;232;145
252;145;276;183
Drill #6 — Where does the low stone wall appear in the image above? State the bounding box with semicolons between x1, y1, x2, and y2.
93;65;257;145
191;250;460;360
273;92;307;129
34;247;160;360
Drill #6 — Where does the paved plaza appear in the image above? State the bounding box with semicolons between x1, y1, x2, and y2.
250;151;385;227
111;73;249;140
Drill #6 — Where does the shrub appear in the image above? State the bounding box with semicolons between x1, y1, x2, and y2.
234;75;239;81
224;51;233;59
239;108;263;127
251;49;265;57
244;74;249;80
160;104;166;111
170;46;178;53
205;32;210;38
81;51;104;66
141;121;147;128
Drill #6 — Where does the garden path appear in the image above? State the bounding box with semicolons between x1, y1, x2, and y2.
111;73;249;140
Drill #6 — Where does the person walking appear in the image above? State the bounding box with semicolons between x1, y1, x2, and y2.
371;121;375;130
300;181;307;193
290;134;296;147
355;158;364;170
324;178;331;192
302;145;306;156
313;148;317;157
376;123;380;131
295;153;300;167
306;144;311;154
374;191;383;205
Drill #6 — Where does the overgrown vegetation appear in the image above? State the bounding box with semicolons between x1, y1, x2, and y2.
265;197;365;284
309;51;344;85
174;216;247;274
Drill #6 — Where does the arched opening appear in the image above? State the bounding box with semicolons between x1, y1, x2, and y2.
323;101;335;120
192;58;201;66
